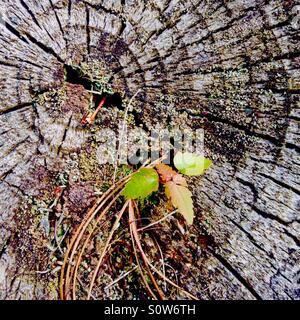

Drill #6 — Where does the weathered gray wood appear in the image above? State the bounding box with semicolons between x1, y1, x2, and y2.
0;0;299;299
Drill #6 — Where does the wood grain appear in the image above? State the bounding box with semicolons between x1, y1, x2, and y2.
0;0;299;299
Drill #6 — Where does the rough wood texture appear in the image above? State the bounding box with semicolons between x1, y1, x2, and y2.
0;0;299;300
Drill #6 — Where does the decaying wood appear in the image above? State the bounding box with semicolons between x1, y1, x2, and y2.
0;0;299;300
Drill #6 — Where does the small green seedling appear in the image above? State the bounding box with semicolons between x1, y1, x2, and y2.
122;152;212;225
174;152;212;176
61;151;212;300
121;168;159;199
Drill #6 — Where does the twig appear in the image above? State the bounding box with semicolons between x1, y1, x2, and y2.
129;202;197;300
104;265;138;290
60;175;130;299
87;200;130;300
164;263;179;296
36;269;51;275
87;90;103;95
77;276;97;300
129;200;165;300
54;213;65;255
129;214;158;300
85;96;107;124
71;189;127;300
138;210;177;232
153;236;167;292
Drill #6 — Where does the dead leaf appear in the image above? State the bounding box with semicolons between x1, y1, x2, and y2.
165;181;194;225
172;174;187;187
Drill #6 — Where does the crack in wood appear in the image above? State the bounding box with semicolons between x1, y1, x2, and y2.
56;115;72;156
209;249;263;300
4;22;64;63
19;0;42;30
283;229;300;247
0;235;12;261
252;205;290;227
185;110;292;151
259;172;300;195
0;0;299;300
0;102;34;116
85;4;91;55
48;0;66;39
227;216;274;258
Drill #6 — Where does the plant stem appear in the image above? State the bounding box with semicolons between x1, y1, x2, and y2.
87;200;130;300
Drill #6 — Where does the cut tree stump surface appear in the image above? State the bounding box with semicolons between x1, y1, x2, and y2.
0;0;299;299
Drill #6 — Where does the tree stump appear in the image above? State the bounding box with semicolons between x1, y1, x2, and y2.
0;0;299;300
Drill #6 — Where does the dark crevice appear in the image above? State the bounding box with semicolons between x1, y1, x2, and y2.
44;27;56;43
5;22;63;63
209;249;262;300
249;156;293;172
0;167;15;182
162;0;173;13
64;64;92;90
21;59;51;70
4;23;29;43
85;2;122;17
283;229;300;247
3;180;28;198
179;6;256;51
2;137;30;160
64;64;122;111
259;173;300;196
68;0;72;16
32;103;45;146
286;142;300;153
0;235;12;260
228;217;274;258
129;109;148;132
92;92;123;112
57;115;72;156
201;189;220;206
0;61;18;68
49;0;66;37
22;30;64;63
85;4;91;55
252;205;289;226
118;18;127;37
0;129;13;136
0;102;33;116
185;110;285;147
20;0;42;29
236;177;258;202
253;50;300;67
105;92;123;109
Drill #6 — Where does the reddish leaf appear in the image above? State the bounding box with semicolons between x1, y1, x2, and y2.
156;163;187;186
155;163;177;183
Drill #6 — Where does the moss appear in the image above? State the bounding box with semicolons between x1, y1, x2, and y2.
47;278;59;300
67;59;114;95
12;197;52;273
116;165;133;179
36;82;91;124
78;141;102;182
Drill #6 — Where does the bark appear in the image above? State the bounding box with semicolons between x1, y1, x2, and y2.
0;0;299;300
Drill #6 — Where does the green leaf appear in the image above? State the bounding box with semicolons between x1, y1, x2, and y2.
121;168;159;200
165;181;194;225
174;152;212;176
